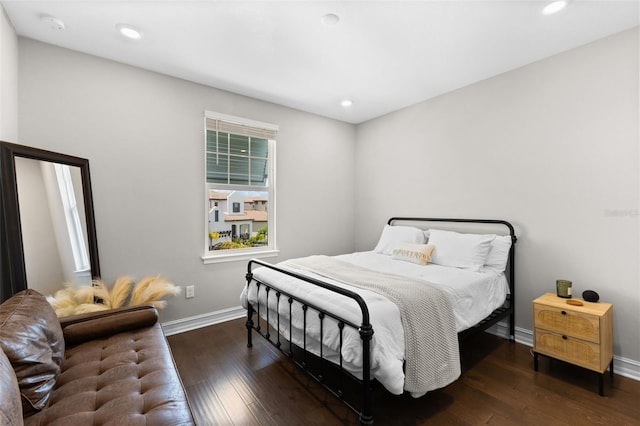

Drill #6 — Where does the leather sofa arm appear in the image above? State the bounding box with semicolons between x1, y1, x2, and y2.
60;304;159;346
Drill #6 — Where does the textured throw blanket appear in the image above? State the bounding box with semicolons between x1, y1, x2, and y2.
283;255;460;394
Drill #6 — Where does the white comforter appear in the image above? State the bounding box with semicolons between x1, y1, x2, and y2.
241;251;508;396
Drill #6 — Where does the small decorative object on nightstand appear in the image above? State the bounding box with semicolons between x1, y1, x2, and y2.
532;292;613;396
555;279;572;298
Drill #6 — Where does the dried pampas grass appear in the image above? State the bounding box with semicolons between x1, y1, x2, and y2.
130;276;156;306
46;284;85;318
89;280;112;307
73;303;110;315
111;276;134;308
130;276;181;309
46;276;181;317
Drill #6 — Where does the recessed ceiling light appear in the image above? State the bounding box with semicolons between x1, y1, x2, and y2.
116;23;143;40
340;99;353;108
542;1;568;15
41;15;65;31
322;13;340;26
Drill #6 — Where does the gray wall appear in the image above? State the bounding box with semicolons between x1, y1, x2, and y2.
355;28;639;361
17;38;356;323
0;5;18;141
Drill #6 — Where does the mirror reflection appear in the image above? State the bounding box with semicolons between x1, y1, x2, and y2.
15;158;92;296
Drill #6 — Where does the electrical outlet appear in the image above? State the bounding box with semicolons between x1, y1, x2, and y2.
185;285;195;299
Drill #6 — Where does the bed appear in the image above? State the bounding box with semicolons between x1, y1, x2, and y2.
242;217;516;424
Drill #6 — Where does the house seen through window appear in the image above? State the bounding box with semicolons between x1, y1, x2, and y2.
203;112;277;262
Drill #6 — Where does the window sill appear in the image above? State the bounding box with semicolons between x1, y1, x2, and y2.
201;248;280;264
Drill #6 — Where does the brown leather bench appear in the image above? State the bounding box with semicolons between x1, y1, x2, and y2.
0;289;194;425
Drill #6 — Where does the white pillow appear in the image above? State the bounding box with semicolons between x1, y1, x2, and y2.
428;229;494;271
374;225;426;255
484;235;512;273
392;243;435;266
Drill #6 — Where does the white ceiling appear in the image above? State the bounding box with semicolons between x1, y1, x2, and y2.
2;1;639;124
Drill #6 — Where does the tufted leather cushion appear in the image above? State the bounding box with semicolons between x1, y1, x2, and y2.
25;321;194;426
0;345;24;426
0;290;64;416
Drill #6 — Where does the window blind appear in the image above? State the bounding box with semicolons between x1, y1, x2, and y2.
205;114;276;186
205;117;277;140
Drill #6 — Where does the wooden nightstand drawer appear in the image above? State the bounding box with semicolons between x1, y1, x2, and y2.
533;304;600;343
534;328;601;371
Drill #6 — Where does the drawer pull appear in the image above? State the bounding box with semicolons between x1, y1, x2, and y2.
561;310;567;315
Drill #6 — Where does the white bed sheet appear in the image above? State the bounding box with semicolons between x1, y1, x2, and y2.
241;251;508;396
335;251;509;332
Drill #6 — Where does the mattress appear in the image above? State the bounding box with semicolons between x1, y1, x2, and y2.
241;251;508;396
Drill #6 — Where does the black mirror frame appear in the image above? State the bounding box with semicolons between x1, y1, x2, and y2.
0;141;100;302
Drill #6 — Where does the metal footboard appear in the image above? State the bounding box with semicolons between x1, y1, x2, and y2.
246;259;375;424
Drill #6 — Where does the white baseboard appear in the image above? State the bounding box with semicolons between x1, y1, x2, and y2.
161;306;246;336
487;322;640;382
162;310;640;382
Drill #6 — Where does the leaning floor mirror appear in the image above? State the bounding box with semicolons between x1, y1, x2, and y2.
0;141;100;302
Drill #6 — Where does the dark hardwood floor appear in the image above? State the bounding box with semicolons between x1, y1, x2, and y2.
167;319;639;425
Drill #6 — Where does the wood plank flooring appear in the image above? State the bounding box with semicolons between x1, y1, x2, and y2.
167;319;640;425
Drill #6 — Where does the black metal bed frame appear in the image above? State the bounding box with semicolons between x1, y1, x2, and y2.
245;217;517;424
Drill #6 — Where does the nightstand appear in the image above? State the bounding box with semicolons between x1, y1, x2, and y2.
532;292;613;396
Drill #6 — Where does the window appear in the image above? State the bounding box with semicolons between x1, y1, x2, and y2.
203;111;278;263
